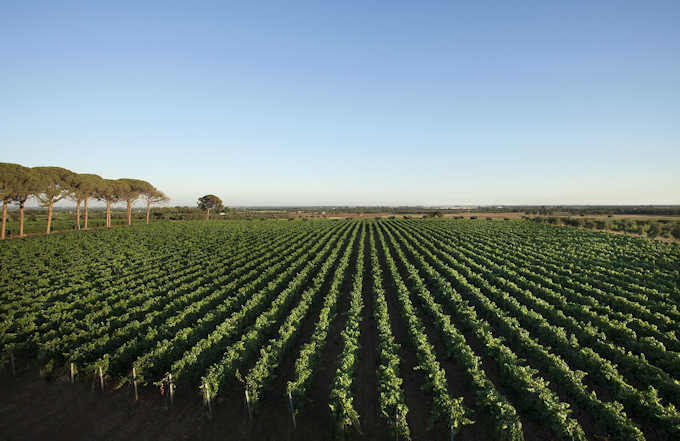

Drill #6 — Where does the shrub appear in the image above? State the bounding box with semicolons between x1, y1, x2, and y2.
647;223;660;238
670;225;680;240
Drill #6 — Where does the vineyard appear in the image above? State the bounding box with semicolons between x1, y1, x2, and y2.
1;218;679;441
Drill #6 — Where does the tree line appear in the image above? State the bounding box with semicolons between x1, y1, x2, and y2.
527;215;680;240
0;163;168;239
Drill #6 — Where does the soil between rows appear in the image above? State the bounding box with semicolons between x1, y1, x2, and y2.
0;225;396;441
406;223;671;441
372;224;438;441
353;228;381;440
378;222;551;441
378;222;495;441
219;223;357;441
286;224;360;440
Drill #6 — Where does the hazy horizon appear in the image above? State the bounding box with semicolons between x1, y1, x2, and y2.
3;1;679;206
16;200;680;210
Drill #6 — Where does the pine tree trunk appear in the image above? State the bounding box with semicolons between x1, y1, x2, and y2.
146;200;151;225
46;201;53;234
127;201;132;225
106;200;111;228
1;199;7;240
19;201;25;237
84;198;89;230
206;208;210;220
76;199;82;230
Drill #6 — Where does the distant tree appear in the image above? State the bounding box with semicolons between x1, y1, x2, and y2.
96;179;127;228
142;187;169;224
32;166;75;234
197;194;223;220
617;219;631;235
0;165;11;239
70;173;103;230
647;223;660;239
117;178;155;225
671;224;680;240
563;217;583;228
0;163;31;239
12;169;40;237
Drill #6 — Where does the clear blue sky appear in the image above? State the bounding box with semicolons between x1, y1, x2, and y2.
2;1;679;206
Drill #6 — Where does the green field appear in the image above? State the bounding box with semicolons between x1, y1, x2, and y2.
1;219;679;441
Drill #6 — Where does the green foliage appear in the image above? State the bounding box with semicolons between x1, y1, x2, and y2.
329;224;366;435
647;223;659;238
70;173;104;200
246;223;359;406
376;224;474;434
95;179;129;203
117;178;154;202
197;194;223;212
31;166;75;206
1;218;679;439
288;223;362;410
0;163;35;202
672;224;680;240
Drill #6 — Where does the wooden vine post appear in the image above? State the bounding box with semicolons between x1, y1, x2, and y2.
168;374;174;405
202;382;212;417
287;390;296;429
98;366;104;392
244;389;252;420
70;362;75;384
132;367;138;401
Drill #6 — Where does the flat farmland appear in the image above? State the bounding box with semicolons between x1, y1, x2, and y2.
1;219;679;441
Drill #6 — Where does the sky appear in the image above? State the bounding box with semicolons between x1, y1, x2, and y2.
1;1;679;206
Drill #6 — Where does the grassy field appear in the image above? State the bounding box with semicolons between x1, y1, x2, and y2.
1;218;679;441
